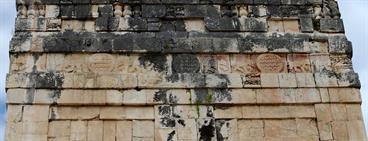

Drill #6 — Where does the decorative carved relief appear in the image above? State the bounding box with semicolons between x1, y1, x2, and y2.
256;54;285;73
88;54;115;73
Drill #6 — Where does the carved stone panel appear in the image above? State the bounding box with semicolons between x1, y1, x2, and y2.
88;54;114;73
256;54;286;73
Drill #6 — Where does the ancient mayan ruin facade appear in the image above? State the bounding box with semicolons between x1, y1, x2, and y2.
5;0;368;140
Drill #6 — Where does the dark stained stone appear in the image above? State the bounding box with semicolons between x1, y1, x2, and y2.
172;54;200;73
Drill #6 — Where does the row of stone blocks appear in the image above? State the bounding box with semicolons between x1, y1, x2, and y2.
23;0;326;5
6;103;367;141
14;17;344;33
10;32;351;55
6;88;362;105
5;72;360;89
9;53;353;74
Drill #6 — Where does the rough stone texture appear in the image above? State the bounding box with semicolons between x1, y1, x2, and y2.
5;0;367;141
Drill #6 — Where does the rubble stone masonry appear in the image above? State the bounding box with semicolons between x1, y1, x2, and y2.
5;0;368;140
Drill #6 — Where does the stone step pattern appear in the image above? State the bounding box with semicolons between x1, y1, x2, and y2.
5;0;367;141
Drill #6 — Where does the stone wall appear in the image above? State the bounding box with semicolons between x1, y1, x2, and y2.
5;0;368;140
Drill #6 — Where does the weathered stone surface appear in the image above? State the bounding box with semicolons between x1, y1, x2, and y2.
6;0;366;141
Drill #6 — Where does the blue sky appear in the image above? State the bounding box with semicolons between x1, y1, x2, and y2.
0;0;367;140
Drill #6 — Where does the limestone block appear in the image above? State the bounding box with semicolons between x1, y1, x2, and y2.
288;105;316;118
184;19;205;32
116;121;133;141
6;73;30;88
315;104;333;122
307;41;329;53
58;90;85;105
133;120;154;139
72;73;96;88
216;55;231;74
346;104;364;120
86;90;106;105
256;89;281;103
6;89;27;104
337;71;361;87
319;88;330;102
166;89;191;104
213;38;239;53
317;121;333;140
242;74;261;87
238;120;264;140
22;121;48;135
123;89;148;105
314;72;338;87
6;105;23;123
5;122;22;141
215;119;238;141
106;90;124;105
268;20;284;32
299;17;314;32
278;73;297;88
177;119;197;141
50;107;100;120
48;121;71;139
259;105;315;119
100;107;125;119
309;54;331;72
58;90;106;105
242;106;260;119
296;119;319;138
96;73;138;88
320;18;345;33
21;135;47;141
264;120;297;137
240;17;267;32
283;20;300;32
260;73;279;88
256;89;296;104
62;73;74;88
197;55;218;74
9;54;34;73
62;20;86;32
347;120;368;141
230;54;255;74
205;74;242;88
45;5;60;18
331;121;349;140
76;107;100;119
33;89;57;104
155;128;177;141
70;121;87;141
46;18;62;31
287;54;311;73
49;107;77;120
328;88;361;103
197;118;216;141
23;105;49;122
330;104;348;121
87;121;103;141
295;88;321;103
295;73;316;87
10;37;32;53
126;106;154;119
103;121;117;141
213;106;242;119
172;105;213;119
231;89;257;104
260;106;290;119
